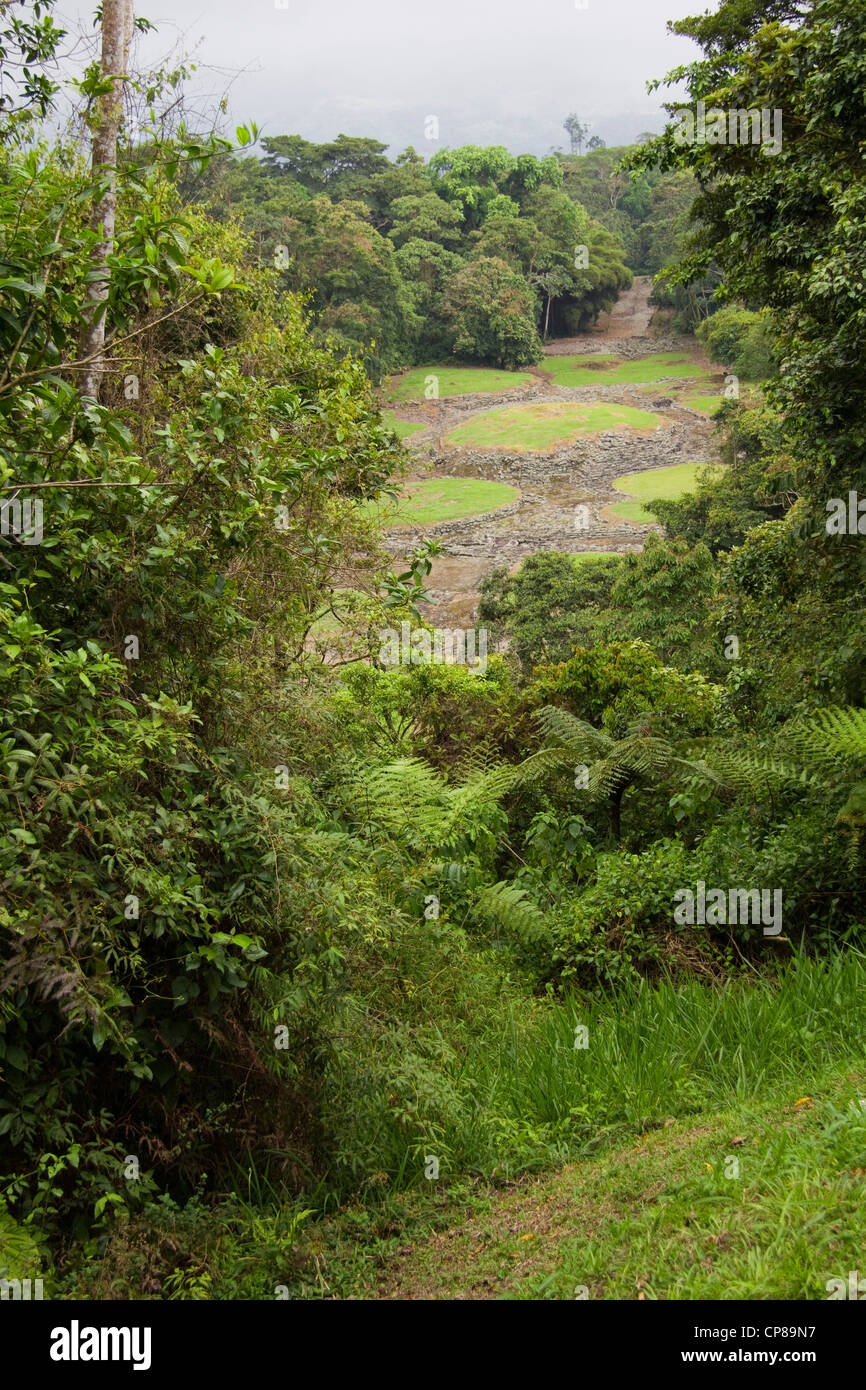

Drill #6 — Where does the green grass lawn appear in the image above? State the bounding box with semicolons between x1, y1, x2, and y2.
277;952;866;1301
513;1075;866;1301
572;551;623;565
446;402;662;451
382;411;428;439
343;1070;866;1303
680;392;723;414
64;953;866;1301
385;366;534;401
544;351;713;388
605;460;720;524
363;476;519;527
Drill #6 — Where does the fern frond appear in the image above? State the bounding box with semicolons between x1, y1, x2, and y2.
352;755;527;854
352;757;448;842
705;749;819;797
435;763;522;848
609;735;675;778
474;880;548;941
786;707;866;768
511;745;575;788
531;705;612;758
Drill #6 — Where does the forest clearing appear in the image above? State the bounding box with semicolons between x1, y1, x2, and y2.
0;0;864;1365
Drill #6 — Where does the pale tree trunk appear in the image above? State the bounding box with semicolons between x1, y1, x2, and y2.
80;0;134;399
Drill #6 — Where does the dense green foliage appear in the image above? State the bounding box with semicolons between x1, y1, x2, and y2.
1;0;865;1302
697;305;778;380
192;137;633;375
561;147;694;277
0;32;412;1239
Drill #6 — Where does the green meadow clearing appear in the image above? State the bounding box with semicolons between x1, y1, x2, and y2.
286;956;866;1301
446;401;662;451
605;461;721;523
385;365;534;401
362;476;519;526
543;351;715;388
679;392;723;414
572;551;623;564
382;411;428;438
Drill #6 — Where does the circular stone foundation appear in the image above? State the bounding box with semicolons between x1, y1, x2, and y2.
445;401;663;452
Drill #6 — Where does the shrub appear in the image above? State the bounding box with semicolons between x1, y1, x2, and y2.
698;305;778;380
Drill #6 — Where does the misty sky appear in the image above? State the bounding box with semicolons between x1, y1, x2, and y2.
55;0;703;155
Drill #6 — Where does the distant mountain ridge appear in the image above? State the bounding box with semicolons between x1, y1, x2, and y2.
264;108;665;160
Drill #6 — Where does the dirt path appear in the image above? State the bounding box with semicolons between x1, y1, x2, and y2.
545;274;656;352
299;1073;855;1301
365;1115;715;1300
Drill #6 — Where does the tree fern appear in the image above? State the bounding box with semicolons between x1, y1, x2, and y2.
474;880;549;943
350;755;521;856
530;706;611;759
352;757;448;845
702;748;819;798
700;708;866;801
435;763;521;851
786;707;866;768
523;704;720;836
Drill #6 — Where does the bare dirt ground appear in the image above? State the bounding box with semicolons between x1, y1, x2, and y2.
544;273;657;351
381;278;720;628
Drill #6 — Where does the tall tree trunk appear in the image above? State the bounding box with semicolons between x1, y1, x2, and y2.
543;292;552;340
609;783;626;841
80;0;134;400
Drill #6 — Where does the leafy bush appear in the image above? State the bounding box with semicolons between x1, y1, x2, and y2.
0;136;402;1231
479;552;622;677
697;305;778;381
442;256;544;368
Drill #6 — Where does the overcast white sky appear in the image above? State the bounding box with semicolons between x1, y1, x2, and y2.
55;0;704;154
